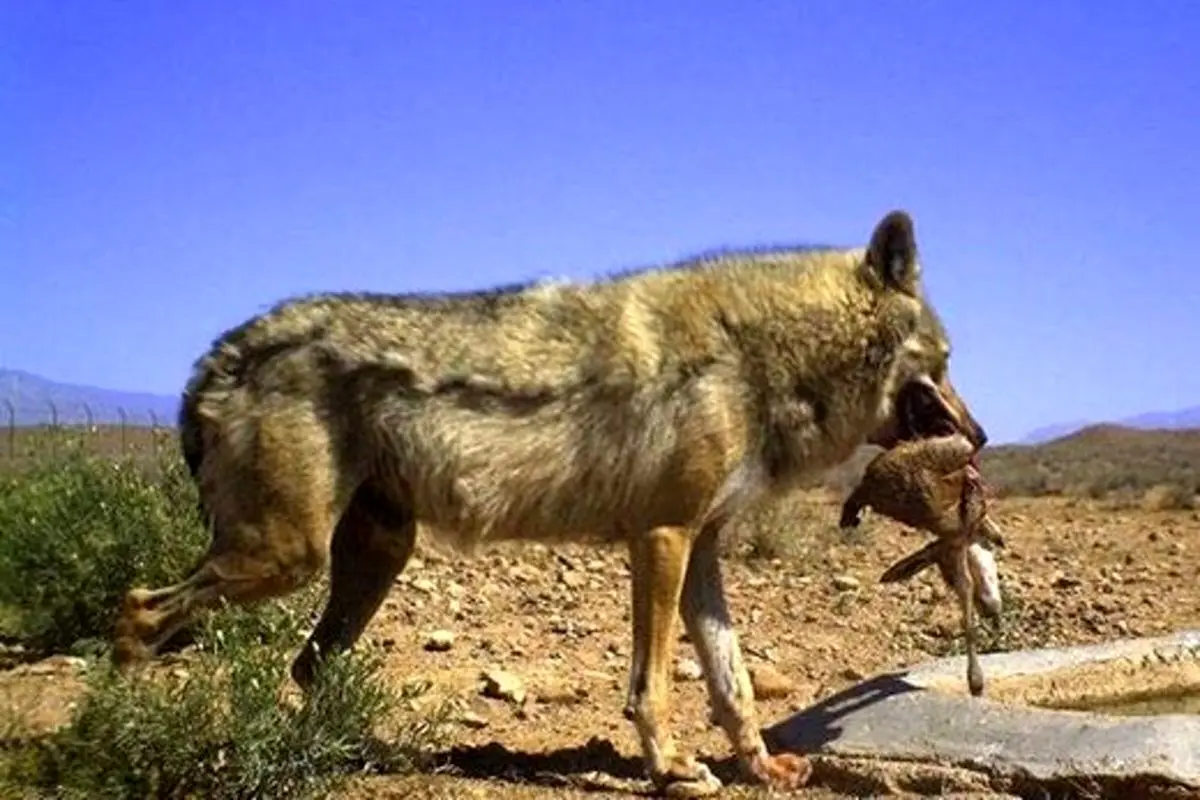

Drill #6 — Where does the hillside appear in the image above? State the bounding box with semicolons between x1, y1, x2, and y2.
1019;406;1200;443
0;369;179;427
981;423;1200;498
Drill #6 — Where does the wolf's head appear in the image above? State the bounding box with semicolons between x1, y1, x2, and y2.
859;210;988;452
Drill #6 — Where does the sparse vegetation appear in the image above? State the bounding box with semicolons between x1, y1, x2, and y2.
1;596;451;800
1141;482;1195;511
0;430;451;800
979;425;1200;502
729;490;874;564
0;441;207;655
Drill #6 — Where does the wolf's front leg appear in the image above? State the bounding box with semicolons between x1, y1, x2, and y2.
680;525;812;792
626;527;721;798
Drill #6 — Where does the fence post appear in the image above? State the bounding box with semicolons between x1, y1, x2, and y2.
47;400;58;460
81;403;94;457
149;409;160;465
118;406;128;456
3;399;13;461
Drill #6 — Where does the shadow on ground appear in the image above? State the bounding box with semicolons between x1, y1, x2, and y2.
433;674;921;795
763;672;919;754
434;736;654;794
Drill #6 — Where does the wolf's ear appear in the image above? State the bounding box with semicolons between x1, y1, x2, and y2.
866;210;919;289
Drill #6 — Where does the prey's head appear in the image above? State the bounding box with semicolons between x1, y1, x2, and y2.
858;210;989;452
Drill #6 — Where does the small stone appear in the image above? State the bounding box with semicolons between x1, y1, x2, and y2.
411;577;436;594
674;657;704;682
424;630;456;652
1052;573;1081;590
458;710;489;729
841;667;865;682
832;574;860;591
749;664;794;699
536;683;588;706
560;570;587;590
481;668;526;704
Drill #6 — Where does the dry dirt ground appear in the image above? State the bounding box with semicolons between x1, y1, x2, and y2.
3;492;1199;798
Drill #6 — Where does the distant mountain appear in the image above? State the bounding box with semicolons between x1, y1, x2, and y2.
0;369;180;427
1120;406;1200;430
1019;407;1200;444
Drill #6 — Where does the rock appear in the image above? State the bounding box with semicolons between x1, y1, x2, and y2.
1052;573;1081;590
25;655;87;675
832;574;861;591
458;710;489;729
749;664;794;699
481;668;526;704
674;657;704;682
411;577;436;594
560;570;587;590
424;629;456;652
536;683;589;706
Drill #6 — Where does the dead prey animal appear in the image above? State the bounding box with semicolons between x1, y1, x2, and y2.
839;433;1004;696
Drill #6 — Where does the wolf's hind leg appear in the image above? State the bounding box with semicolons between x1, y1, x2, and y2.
112;413;344;668
113;507;337;668
680;524;812;792
291;482;416;689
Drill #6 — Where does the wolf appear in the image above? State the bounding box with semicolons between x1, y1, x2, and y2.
112;209;986;797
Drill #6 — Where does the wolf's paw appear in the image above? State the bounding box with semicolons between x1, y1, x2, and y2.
838;505;863;529
653;756;722;798
746;751;812;791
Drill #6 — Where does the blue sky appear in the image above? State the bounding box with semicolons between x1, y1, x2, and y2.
3;1;1198;443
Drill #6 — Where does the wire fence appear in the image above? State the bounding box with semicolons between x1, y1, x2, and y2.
1;397;179;472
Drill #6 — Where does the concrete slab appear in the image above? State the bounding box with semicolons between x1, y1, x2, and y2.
766;630;1200;795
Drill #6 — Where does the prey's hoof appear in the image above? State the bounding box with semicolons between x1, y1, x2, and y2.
979;604;1004;631
746;751;813;791
967;660;985;697
653;757;722;798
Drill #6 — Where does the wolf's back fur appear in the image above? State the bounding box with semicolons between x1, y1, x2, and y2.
180;240;940;552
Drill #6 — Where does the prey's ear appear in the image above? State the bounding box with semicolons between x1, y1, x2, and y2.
866;210;919;291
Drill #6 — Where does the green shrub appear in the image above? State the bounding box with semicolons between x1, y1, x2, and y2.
3;594;451;800
0;445;208;655
1141;482;1195;511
